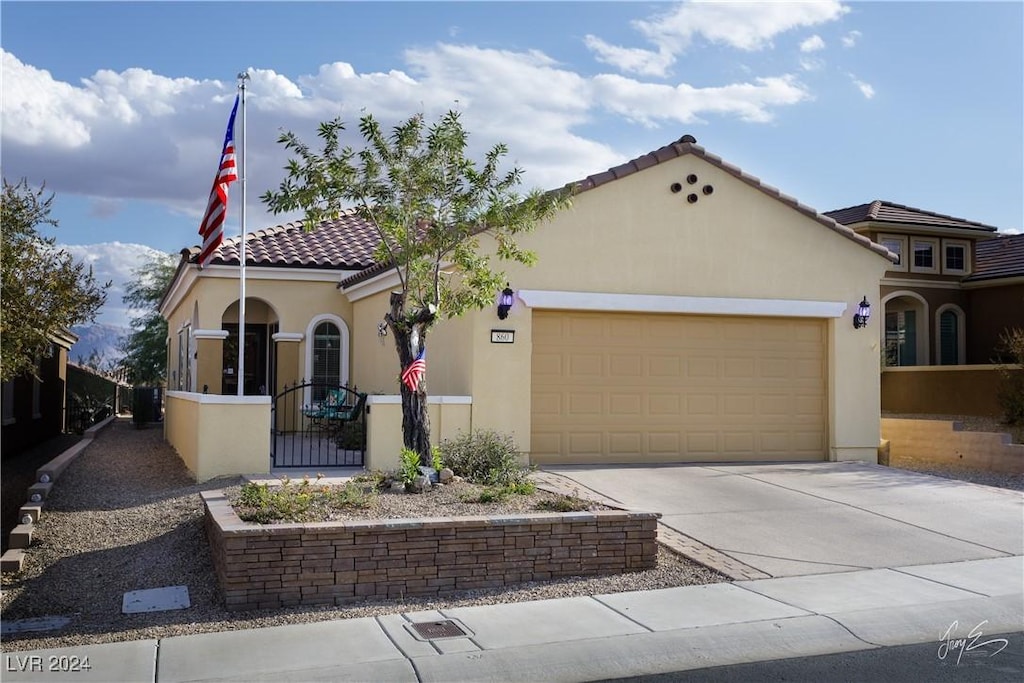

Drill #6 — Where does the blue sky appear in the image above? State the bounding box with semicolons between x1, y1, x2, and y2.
2;1;1022;328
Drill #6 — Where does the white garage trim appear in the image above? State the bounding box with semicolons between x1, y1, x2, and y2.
518;290;848;318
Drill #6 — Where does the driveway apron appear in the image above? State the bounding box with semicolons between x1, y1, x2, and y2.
540;462;1024;577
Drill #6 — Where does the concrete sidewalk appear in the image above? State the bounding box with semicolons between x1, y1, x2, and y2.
3;556;1021;682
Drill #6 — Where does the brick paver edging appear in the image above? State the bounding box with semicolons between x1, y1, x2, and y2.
201;490;661;611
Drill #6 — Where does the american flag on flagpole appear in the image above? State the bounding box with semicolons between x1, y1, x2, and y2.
401;348;426;392
198;95;240;268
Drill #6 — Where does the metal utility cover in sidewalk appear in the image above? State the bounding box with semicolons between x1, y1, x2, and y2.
405;619;473;641
122;586;190;614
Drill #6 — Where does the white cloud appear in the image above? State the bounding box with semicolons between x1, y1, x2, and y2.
1;39;818;238
850;75;875;99
800;57;825;72
584;35;674;78
841;30;862;48
62;242;171;326
800;35;826;53
585;1;848;77
637;0;848;53
591;74;810;126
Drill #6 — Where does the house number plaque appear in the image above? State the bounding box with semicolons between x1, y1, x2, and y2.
490;330;515;344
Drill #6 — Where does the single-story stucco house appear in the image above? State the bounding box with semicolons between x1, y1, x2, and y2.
158;135;895;481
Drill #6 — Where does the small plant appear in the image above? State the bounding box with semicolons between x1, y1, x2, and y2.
234;475;377;522
399;447;422;486
235;475;318;523
440;429;532;487
238;481;271;508
506;480;536;495
351;469;389;492
430;445;444;472
535;489;590;512
465;486;509;504
329;481;376;509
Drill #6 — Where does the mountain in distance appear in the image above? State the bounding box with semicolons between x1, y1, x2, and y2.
69;323;128;366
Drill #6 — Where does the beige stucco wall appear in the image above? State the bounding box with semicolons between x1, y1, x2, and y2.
364;396;472;471
456;153;890;462
163;269;356;393
163;150;890;468
350;286;476;397
164;391;271;481
882;418;1023;475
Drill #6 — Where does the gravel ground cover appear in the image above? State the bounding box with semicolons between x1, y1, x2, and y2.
0;419;724;651
5;416;1021;652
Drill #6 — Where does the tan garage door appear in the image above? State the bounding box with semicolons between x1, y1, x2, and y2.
531;311;827;463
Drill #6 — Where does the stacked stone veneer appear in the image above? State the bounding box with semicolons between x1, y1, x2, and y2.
202;490;660;611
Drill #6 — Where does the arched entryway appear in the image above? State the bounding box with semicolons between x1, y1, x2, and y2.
221;298;280;395
882;292;928;366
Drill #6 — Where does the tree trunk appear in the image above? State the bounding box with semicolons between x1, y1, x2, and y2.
389;292;434;466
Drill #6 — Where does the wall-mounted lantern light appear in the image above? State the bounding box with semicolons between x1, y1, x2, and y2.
497;285;514;320
853;296;871;329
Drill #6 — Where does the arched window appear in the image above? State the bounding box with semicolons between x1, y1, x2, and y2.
939;309;960;365
311;321;341;401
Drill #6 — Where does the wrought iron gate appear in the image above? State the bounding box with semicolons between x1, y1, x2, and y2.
271;381;366;468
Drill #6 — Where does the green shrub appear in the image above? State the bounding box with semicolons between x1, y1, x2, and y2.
440;429;532;487
430;445;444;472
996;327;1024;425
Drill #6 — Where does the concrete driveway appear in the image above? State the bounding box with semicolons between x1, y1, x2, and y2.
539;462;1024;577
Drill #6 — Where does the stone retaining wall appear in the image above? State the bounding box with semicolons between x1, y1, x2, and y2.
202;490;660;611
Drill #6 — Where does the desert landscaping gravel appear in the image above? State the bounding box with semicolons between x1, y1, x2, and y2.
3;417;1021;652
0;420;724;651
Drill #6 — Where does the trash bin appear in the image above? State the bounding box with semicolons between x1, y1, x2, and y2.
132;386;164;427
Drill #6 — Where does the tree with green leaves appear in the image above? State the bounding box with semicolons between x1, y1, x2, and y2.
118;252;177;385
1;178;109;382
263;110;570;463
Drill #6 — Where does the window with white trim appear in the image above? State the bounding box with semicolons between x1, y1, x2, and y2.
311;321;341;402
177;325;192;391
942;239;969;275
910;238;939;274
878;234;908;272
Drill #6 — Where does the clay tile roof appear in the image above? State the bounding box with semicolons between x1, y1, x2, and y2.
185;209;380;270
195;134;899;288
965;232;1024;282
824;201;999;233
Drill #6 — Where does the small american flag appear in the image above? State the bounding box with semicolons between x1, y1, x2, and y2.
198;95;240;268
401;348;426;392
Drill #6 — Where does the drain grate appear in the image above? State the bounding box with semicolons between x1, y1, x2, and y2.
408;619;470;640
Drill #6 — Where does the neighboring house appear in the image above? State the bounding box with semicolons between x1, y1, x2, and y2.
1;330;77;458
825;201;1022;365
160;134;893;472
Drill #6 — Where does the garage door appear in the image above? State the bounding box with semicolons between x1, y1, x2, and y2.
531;311;827;463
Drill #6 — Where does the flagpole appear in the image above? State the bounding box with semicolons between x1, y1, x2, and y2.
237;72;249;397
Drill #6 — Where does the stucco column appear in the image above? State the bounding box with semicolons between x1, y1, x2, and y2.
193;329;229;394
272;333;304;392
